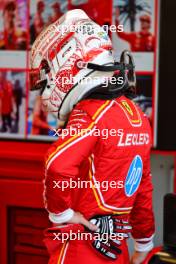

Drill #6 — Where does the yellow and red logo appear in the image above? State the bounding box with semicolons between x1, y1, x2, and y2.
119;100;142;127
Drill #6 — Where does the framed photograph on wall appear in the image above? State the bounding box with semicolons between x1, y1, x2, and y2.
27;90;57;141
134;74;154;125
0;69;26;138
112;0;159;72
0;0;28;68
30;0;67;47
68;0;113;27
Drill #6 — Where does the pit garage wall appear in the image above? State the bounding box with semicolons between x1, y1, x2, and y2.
0;141;175;263
151;153;175;246
0;142;50;264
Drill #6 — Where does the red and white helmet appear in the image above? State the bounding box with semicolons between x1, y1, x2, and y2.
30;9;115;120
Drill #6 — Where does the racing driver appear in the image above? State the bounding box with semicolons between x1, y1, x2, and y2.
30;9;155;264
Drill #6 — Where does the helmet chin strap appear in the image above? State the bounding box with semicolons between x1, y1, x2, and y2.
57;50;136;121
86;61;133;72
85;50;136;89
77;50;136;95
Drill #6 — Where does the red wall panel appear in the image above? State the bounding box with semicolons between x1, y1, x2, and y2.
0;141;50;264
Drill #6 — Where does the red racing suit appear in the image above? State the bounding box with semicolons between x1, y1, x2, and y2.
44;95;155;264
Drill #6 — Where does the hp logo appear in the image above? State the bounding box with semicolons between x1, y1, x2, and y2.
125;155;143;197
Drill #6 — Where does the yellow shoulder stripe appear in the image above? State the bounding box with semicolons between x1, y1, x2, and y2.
46;100;111;167
92;100;110;120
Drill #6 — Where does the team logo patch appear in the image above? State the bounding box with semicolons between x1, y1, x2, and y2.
121;101;133;116
125;155;143;197
118;99;142;127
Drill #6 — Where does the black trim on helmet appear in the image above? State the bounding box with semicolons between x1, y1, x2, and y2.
85;50;136;90
86;61;133;72
58;51;136;117
80;51;136;101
